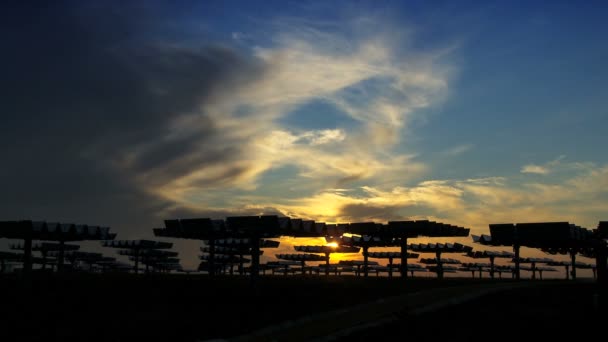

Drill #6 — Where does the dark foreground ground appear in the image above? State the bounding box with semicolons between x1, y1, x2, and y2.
0;273;605;342
334;280;607;342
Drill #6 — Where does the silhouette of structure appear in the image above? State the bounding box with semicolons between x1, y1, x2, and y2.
465;250;515;279
293;245;360;275
546;260;596;280
337;259;380;276
121;249;179;273
511;257;554;280
0;221;116;275
101;240;172;274
367;251;419;278
419;257;462;278
10;241;80;271
327;221;470;278
46;250;113;271
402;263;429;277
200;245;262;275
409;243;472;279
154;217;470;284
460;262;492;278
0;251;22;273
275;253;325;274
474;222;600;281
154;216;287;285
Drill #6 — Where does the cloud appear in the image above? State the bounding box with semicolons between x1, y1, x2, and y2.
520;155;566;175
0;4;453;240
521;165;550;174
159;13;452;206
442;144;473;156
0;3;267;234
238;163;608;235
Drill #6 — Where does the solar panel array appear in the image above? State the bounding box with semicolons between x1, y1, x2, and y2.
367;251;419;259
0;220;116;241
488;222;595;248
408;243;473;253
294;245;360;254
10;242;80;252
102;240;173;250
276;253;326;262
154;217;470;241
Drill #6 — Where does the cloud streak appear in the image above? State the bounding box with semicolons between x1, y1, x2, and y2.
248;163;608;234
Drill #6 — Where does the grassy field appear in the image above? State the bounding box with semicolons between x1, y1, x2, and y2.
0;273;604;341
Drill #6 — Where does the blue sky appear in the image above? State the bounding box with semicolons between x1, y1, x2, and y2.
1;1;607;272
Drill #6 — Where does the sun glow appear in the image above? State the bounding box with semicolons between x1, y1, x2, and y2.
325;242;339;248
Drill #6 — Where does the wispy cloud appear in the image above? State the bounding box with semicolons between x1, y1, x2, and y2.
521;164;550;174
154;14;454;207
520;155;566;175
441;143;473;156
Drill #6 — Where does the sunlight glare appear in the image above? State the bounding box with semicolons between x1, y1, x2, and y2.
325;242;339;248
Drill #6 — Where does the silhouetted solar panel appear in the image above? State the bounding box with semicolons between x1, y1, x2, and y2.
0;220;116;241
597;221;608;238
315;222;326;234
181;218;214;233
488;224;516;245
332;235;394;247
0;251;23;261
408;243;473;253
404;264;427;271
200;254;249;263
200;246;263;255
102;240;172;249
466;250;514;259
516;222;571;243
420;258;461;265
10;242;80;252
276;253;326;262
225;215;280;236
119;249;178;257
348;222;378;235
290;218;303;231
367;251;419;259
427;265;458;273
294;245;360;254
512;257;554;264
471;234;494;245
133;256;180;263
48;250;103;260
338;260;379;266
387;220;470;238
461;262;491;268
487;222;596;248
211;238;279;248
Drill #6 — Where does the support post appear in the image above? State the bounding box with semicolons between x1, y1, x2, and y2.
208;239;216;276
57;240;66;272
250;236;260;289
134;248;140;274
436;251;443;279
400;238;408;280
363;246;369;278
514;244;520;280
570;249;577;280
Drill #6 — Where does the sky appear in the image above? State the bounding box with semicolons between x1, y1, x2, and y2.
1;1;607;275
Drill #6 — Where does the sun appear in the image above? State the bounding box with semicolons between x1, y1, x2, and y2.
325;242;339;248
